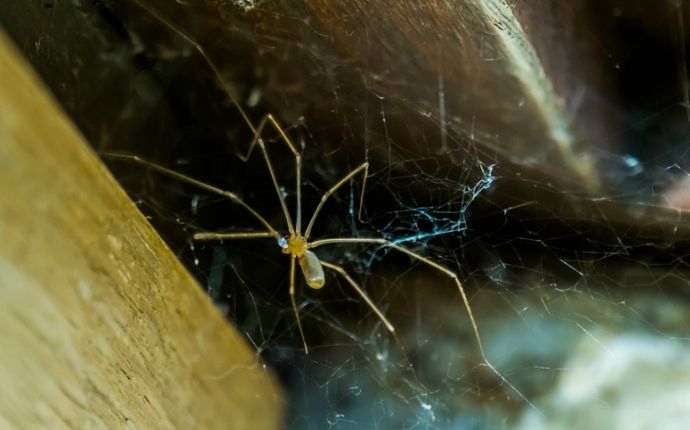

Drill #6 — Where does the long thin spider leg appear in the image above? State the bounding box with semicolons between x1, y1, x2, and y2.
321;260;427;394
101;153;280;238
128;1;302;236
310;237;537;409
290;256;309;354
304;162;369;240
320;260;395;333
239;114;302;236
193;231;276;241
129;0;255;133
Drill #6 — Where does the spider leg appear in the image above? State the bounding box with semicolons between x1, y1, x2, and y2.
237;114;303;235
290;256;309;354
192;229;311;354
304;162;369;240
101;153;280;238
129;1;303;236
129;1;254;131
193;231;276;241
320;260;395;333
312;238;483;350
310;237;536;408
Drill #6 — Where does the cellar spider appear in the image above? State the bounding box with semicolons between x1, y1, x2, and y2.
106;126;482;359
106;129;514;396
108;0;534;407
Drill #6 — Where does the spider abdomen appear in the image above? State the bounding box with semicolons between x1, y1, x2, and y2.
299;250;325;289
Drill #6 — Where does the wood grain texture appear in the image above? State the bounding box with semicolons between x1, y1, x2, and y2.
0;29;282;429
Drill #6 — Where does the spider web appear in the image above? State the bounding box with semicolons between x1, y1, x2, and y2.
4;0;690;428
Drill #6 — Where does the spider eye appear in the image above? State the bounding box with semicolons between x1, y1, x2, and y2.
278;236;288;249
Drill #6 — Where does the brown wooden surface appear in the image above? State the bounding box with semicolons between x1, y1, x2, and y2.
114;0;598;188
0;29;282;429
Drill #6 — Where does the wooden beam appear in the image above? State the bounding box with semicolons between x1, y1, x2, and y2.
0;29;282;429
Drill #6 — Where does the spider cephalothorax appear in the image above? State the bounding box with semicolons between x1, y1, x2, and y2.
280;234;307;256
